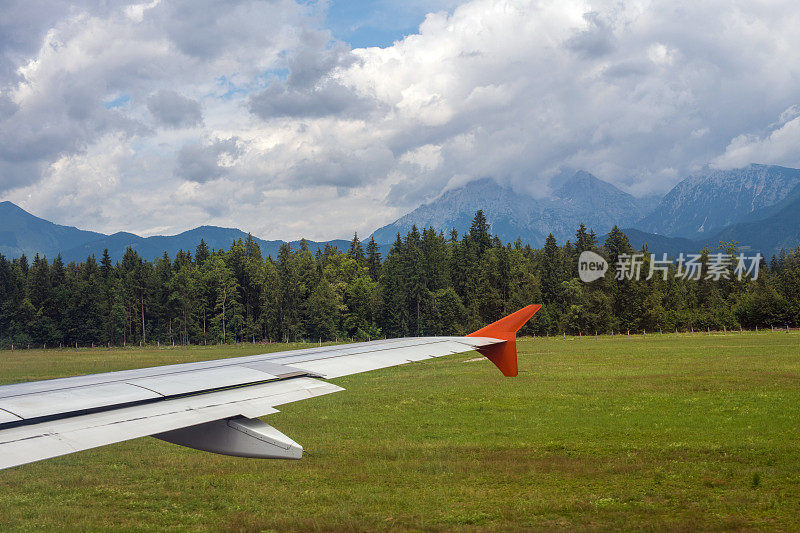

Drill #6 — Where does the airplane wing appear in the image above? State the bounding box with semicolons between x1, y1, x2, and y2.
0;305;541;470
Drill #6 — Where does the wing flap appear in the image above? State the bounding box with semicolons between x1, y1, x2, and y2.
0;377;342;470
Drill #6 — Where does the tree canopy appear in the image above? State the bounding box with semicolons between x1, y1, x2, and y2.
0;215;797;349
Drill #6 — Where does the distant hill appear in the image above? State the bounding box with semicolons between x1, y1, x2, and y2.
0;201;105;259
636;164;800;238
370;172;656;246
0;201;350;262
61;226;351;263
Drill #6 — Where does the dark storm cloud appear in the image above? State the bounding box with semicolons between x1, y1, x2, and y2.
147;90;203;128
147;0;298;60
247;37;378;119
174;137;241;183
248;81;373;118
565;11;615;59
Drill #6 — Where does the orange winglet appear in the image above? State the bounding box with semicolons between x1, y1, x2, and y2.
466;304;542;377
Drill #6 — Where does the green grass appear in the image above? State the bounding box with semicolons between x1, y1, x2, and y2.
1;332;799;531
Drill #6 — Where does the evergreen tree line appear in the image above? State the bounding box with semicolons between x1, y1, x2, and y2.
1;210;798;349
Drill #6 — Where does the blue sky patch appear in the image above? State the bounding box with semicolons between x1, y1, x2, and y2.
325;0;460;49
104;94;131;109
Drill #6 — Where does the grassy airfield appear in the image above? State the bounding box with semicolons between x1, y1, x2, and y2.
1;332;799;531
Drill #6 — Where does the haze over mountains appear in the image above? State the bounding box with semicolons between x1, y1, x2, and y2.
2;163;799;261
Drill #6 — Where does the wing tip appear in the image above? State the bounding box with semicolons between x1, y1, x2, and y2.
466;304;542;377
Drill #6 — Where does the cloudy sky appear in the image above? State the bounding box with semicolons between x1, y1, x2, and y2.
2;0;800;240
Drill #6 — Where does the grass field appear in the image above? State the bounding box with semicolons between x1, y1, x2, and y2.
1;332;799;531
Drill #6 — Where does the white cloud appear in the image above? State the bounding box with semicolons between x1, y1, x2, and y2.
4;0;800;240
713;112;800;170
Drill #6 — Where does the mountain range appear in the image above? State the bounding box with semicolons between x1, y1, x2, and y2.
637;164;800;238
371;165;800;256
0;202;349;262
2;163;799;262
371;172;656;245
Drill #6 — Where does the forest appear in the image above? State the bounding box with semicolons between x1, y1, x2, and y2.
0;211;798;349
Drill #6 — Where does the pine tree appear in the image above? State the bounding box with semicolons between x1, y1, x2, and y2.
467;210;492;256
604;226;632;266
365;237;382;280
575;223;597;253
206;255;243;343
260;258;281;341
195;239;210;266
306;278;340;341
28;254;51;313
403;226;426;335
381;234;409;337
422;227;450;292
348;232;366;265
540;234;560;303
277;243;303;341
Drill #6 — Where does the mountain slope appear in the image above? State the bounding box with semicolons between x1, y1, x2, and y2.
637;164;800;238
711;186;800;255
371;173;654;246
622;179;800;256
0;201;105;259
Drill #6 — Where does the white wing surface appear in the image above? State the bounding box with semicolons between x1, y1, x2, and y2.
0;305;541;470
